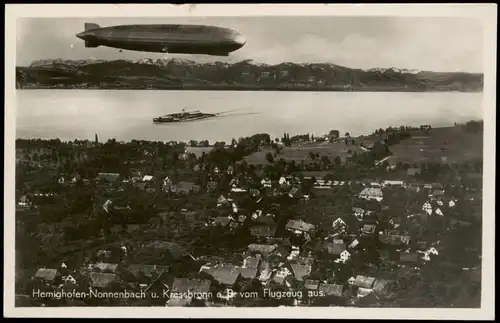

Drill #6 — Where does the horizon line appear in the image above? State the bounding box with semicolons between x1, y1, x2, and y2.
15;120;484;144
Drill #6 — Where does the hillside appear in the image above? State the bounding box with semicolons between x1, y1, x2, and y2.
16;58;484;92
242;124;483;170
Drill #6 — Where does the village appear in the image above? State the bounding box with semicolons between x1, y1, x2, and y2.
14;122;483;308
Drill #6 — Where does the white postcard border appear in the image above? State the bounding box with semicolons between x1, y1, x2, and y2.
4;3;496;319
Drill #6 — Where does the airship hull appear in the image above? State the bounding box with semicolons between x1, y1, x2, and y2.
77;24;245;56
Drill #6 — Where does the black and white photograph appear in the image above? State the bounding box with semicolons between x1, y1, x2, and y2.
4;4;496;319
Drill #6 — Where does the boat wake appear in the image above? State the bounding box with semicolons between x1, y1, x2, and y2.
152;107;260;125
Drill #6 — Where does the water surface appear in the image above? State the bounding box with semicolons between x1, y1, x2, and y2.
16;90;483;143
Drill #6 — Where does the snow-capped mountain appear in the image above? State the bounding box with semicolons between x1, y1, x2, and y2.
18;58;483;92
366;67;422;75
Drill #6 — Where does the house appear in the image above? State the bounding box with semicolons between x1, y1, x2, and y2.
231;187;247;194
421;247;439;261
238;267;259;280
332;218;348;233
319;283;344;297
255;215;276;226
206;180;218;193
170;181;200;195
383;180;405;187
406;168;421;176
326;241;346;257
89;272;119;290
290;262;312;281
353;275;375;289
145;241;189;263
257;261;274;285
200;265;241;289
217;195;228;207
435;208;444;216
63;274;77;285
362;224;377;235
357;287;377;299
168;278;212;306
249;226;277;239
271;266;293;285
229;221;241;230
242;254;262;269
34;268;59;285
96;172;121;183
432;189;445;197
359;188;383;202
348;239;360;249
305;279;320;291
96;249;112;259
285;219;315;236
339;250;351;262
369;181;382;187
379;234;411;246
288;187;302;198
163;176;172;187
261;179;272;188
125;264;170;281
212;216;232;228
406;185;421;193
422;201;433;215
18;195;32;207
287;246;300;261
352;207;365;221
142;175;154;182
93;263;119;273
248;244;286;258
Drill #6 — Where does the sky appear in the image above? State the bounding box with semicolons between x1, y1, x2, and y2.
16;16;484;72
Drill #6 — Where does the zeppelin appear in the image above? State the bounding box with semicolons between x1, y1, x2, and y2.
76;23;246;56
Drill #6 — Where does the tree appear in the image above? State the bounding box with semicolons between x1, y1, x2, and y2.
345;132;350;137
321;155;331;169
329;130;340;139
265;152;275;164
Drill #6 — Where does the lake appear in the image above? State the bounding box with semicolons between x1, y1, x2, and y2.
15;90;483;143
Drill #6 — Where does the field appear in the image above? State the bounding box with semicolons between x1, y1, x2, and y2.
244;142;367;166
185;146;218;158
279;142;367;163
387;126;483;165
242;126;483;168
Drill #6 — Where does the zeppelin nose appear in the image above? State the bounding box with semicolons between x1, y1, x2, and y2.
234;33;246;46
232;33;246;47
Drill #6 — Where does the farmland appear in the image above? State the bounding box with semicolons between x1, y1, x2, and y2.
386;126;483;165
241;125;483;169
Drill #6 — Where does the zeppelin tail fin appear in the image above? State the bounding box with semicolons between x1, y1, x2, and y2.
84;23;101;31
85;41;100;48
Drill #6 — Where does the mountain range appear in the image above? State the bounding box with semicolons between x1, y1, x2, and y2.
16;58;484;92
